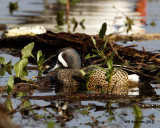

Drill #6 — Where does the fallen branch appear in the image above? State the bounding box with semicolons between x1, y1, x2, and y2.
108;33;160;41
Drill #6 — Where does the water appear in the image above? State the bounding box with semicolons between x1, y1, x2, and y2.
0;0;160;128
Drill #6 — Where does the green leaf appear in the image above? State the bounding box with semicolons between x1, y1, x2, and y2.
13;58;28;77
107;60;113;70
84;71;94;82
70;0;80;5
101;40;108;52
79;110;89;116
9;1;18;14
22;66;28;76
150;21;156;27
7;75;14;95
0;57;6;64
133;104;143;118
79;69;86;76
91;36;96;46
58;0;67;4
21;100;31;110
85;53;91;59
5;97;13;112
6;60;12;74
56;10;64;26
72;17;78;32
47;121;55;128
85;53;98;60
107;52;114;70
80;19;85;29
99;23;107;39
21;42;35;59
37;50;43;62
0;69;5;76
125;16;134;33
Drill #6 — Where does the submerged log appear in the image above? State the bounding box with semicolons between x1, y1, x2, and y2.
27;93;130;101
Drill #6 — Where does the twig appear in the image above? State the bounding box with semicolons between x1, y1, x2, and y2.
138;57;144;71
92;58;105;64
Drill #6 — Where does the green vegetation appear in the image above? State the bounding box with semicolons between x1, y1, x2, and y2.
58;0;80;5
0;57;12;75
9;1;18;14
133;104;143;128
55;0;84;32
0;42;55;97
80;69;94;91
125;16;134;33
72;18;85;32
82;23;116;93
99;23;107;40
133;104;143;118
105;52;114;93
47;121;55;128
6;76;14;95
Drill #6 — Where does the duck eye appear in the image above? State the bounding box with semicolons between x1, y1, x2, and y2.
62;54;67;58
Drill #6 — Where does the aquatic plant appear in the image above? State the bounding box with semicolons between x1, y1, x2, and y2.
84;36;115;93
99;23;107;40
57;0;83;32
133;104;143;128
47;121;55;128
0;57;12;75
125;16;134;33
13;42;55;78
9;1;18;14
79;69;94;91
14;42;34;78
56;10;65;26
72;17;85;32
6;75;14;95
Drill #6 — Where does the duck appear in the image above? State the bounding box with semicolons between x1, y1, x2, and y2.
43;47;139;95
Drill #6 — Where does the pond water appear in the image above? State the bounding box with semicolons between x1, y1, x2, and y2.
0;0;160;128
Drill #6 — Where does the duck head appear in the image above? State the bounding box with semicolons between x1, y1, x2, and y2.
43;47;81;74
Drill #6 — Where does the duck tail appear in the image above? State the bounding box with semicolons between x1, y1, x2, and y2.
128;74;139;82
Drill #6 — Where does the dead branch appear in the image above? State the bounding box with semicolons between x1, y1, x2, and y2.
108;33;160;41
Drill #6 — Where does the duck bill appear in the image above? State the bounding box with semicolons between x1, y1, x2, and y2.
43;61;61;74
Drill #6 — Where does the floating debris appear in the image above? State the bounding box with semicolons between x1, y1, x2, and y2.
2;26;46;38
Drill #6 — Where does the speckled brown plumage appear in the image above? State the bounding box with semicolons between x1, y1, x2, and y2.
87;68;138;94
56;67;138;94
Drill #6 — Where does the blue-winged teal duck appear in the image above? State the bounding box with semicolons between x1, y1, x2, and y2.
44;47;139;95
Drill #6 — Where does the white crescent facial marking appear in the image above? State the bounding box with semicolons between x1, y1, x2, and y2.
58;52;68;67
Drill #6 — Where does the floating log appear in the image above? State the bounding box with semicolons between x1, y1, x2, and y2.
0;31;160;65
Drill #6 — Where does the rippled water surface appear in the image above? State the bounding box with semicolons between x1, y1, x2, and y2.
0;0;160;128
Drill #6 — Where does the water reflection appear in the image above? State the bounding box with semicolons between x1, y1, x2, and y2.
0;0;146;34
